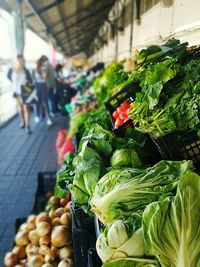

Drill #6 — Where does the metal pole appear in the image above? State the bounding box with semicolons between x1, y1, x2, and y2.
129;0;134;55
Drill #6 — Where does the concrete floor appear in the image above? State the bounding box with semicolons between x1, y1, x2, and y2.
0;114;68;265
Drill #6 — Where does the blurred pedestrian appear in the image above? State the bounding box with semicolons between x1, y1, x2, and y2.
33;57;53;126
41;55;57;116
7;54;32;134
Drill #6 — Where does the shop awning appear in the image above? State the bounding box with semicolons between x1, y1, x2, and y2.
1;0;116;56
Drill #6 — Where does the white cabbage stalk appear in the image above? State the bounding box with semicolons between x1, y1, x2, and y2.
96;219;144;263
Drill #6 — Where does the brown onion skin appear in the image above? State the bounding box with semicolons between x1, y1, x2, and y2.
4;252;18;267
12;246;26;260
51;226;71;248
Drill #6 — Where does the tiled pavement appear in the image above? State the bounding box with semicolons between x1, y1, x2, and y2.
0;114;68;265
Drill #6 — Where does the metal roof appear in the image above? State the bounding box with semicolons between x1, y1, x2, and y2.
1;0;116;56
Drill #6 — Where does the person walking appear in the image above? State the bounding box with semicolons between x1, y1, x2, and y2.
7;54;32;134
41;55;57;116
33;57;53;126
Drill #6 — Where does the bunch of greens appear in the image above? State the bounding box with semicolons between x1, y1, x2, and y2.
103;258;160;267
54;152;75;198
129;56;200;137
93;62;128;104
68;111;88;139
143;171;200;267
132;39;189;71
84;107;111;131
90;160;192;225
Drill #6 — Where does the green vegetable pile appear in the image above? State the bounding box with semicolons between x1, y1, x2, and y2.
129;40;200;137
55;39;200;267
93;62;128;104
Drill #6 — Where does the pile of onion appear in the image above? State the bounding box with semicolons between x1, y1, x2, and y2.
4;193;73;267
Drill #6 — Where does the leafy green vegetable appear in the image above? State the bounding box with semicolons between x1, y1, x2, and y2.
143;171;200;267
93;62;128;104
110;149;141;167
103;258;160;267
96;214;144;262
54;153;75;198
129;54;200;137
84;107;111;130
68;112;88;139
90;160;193;225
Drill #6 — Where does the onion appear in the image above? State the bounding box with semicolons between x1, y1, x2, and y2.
39;235;51;246
15;230;29;246
4;252;18;267
28;255;44;267
27;221;36;231
19;259;27;266
49;208;56;220
39;245;51;256
14;264;24;267
44;253;55;263
37;222;51;236
54;207;64;217
50;246;59;256
60;213;71;227
36;213;51;225
12;246;26;260
51;226;71;247
19;223;27;231
41;264;54;267
57;259;74;267
26;245;40;257
64;201;72;213
52;217;60;226
28;215;36;224
29;230;40;244
48;196;60;205
27;215;36;231
59;246;73;259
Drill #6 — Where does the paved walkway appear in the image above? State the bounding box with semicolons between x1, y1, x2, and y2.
0;114;68;265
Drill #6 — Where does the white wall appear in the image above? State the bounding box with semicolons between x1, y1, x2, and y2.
90;0;200;64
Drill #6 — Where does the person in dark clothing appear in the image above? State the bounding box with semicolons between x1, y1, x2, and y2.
7;54;32;134
55;64;77;114
33;57;53;125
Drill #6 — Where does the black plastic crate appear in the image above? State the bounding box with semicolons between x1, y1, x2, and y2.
105;80;141;135
87;248;102;267
32;171;57;213
71;198;95;231
150;130;200;169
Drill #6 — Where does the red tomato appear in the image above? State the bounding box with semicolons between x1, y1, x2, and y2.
114;118;124;128
116;107;122;114
112;110;118;120
120;102;130;109
119;112;128;121
125;125;132;129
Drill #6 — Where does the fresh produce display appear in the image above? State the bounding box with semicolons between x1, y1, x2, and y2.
112;101;131;128
4;194;74;267
93;62;128;104
90;160;192;225
128;40;200;137
56;124;146;214
4;38;200;267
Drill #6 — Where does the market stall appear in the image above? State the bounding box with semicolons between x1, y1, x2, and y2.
4;39;200;267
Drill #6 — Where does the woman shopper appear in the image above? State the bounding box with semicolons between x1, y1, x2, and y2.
41;55;57;116
7;54;32;134
33;57;53;126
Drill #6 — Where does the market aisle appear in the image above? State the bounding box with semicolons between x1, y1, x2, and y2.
0;114;68;265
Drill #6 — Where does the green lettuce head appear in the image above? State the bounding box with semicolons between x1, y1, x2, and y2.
90;160;193;225
143;171;200;267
